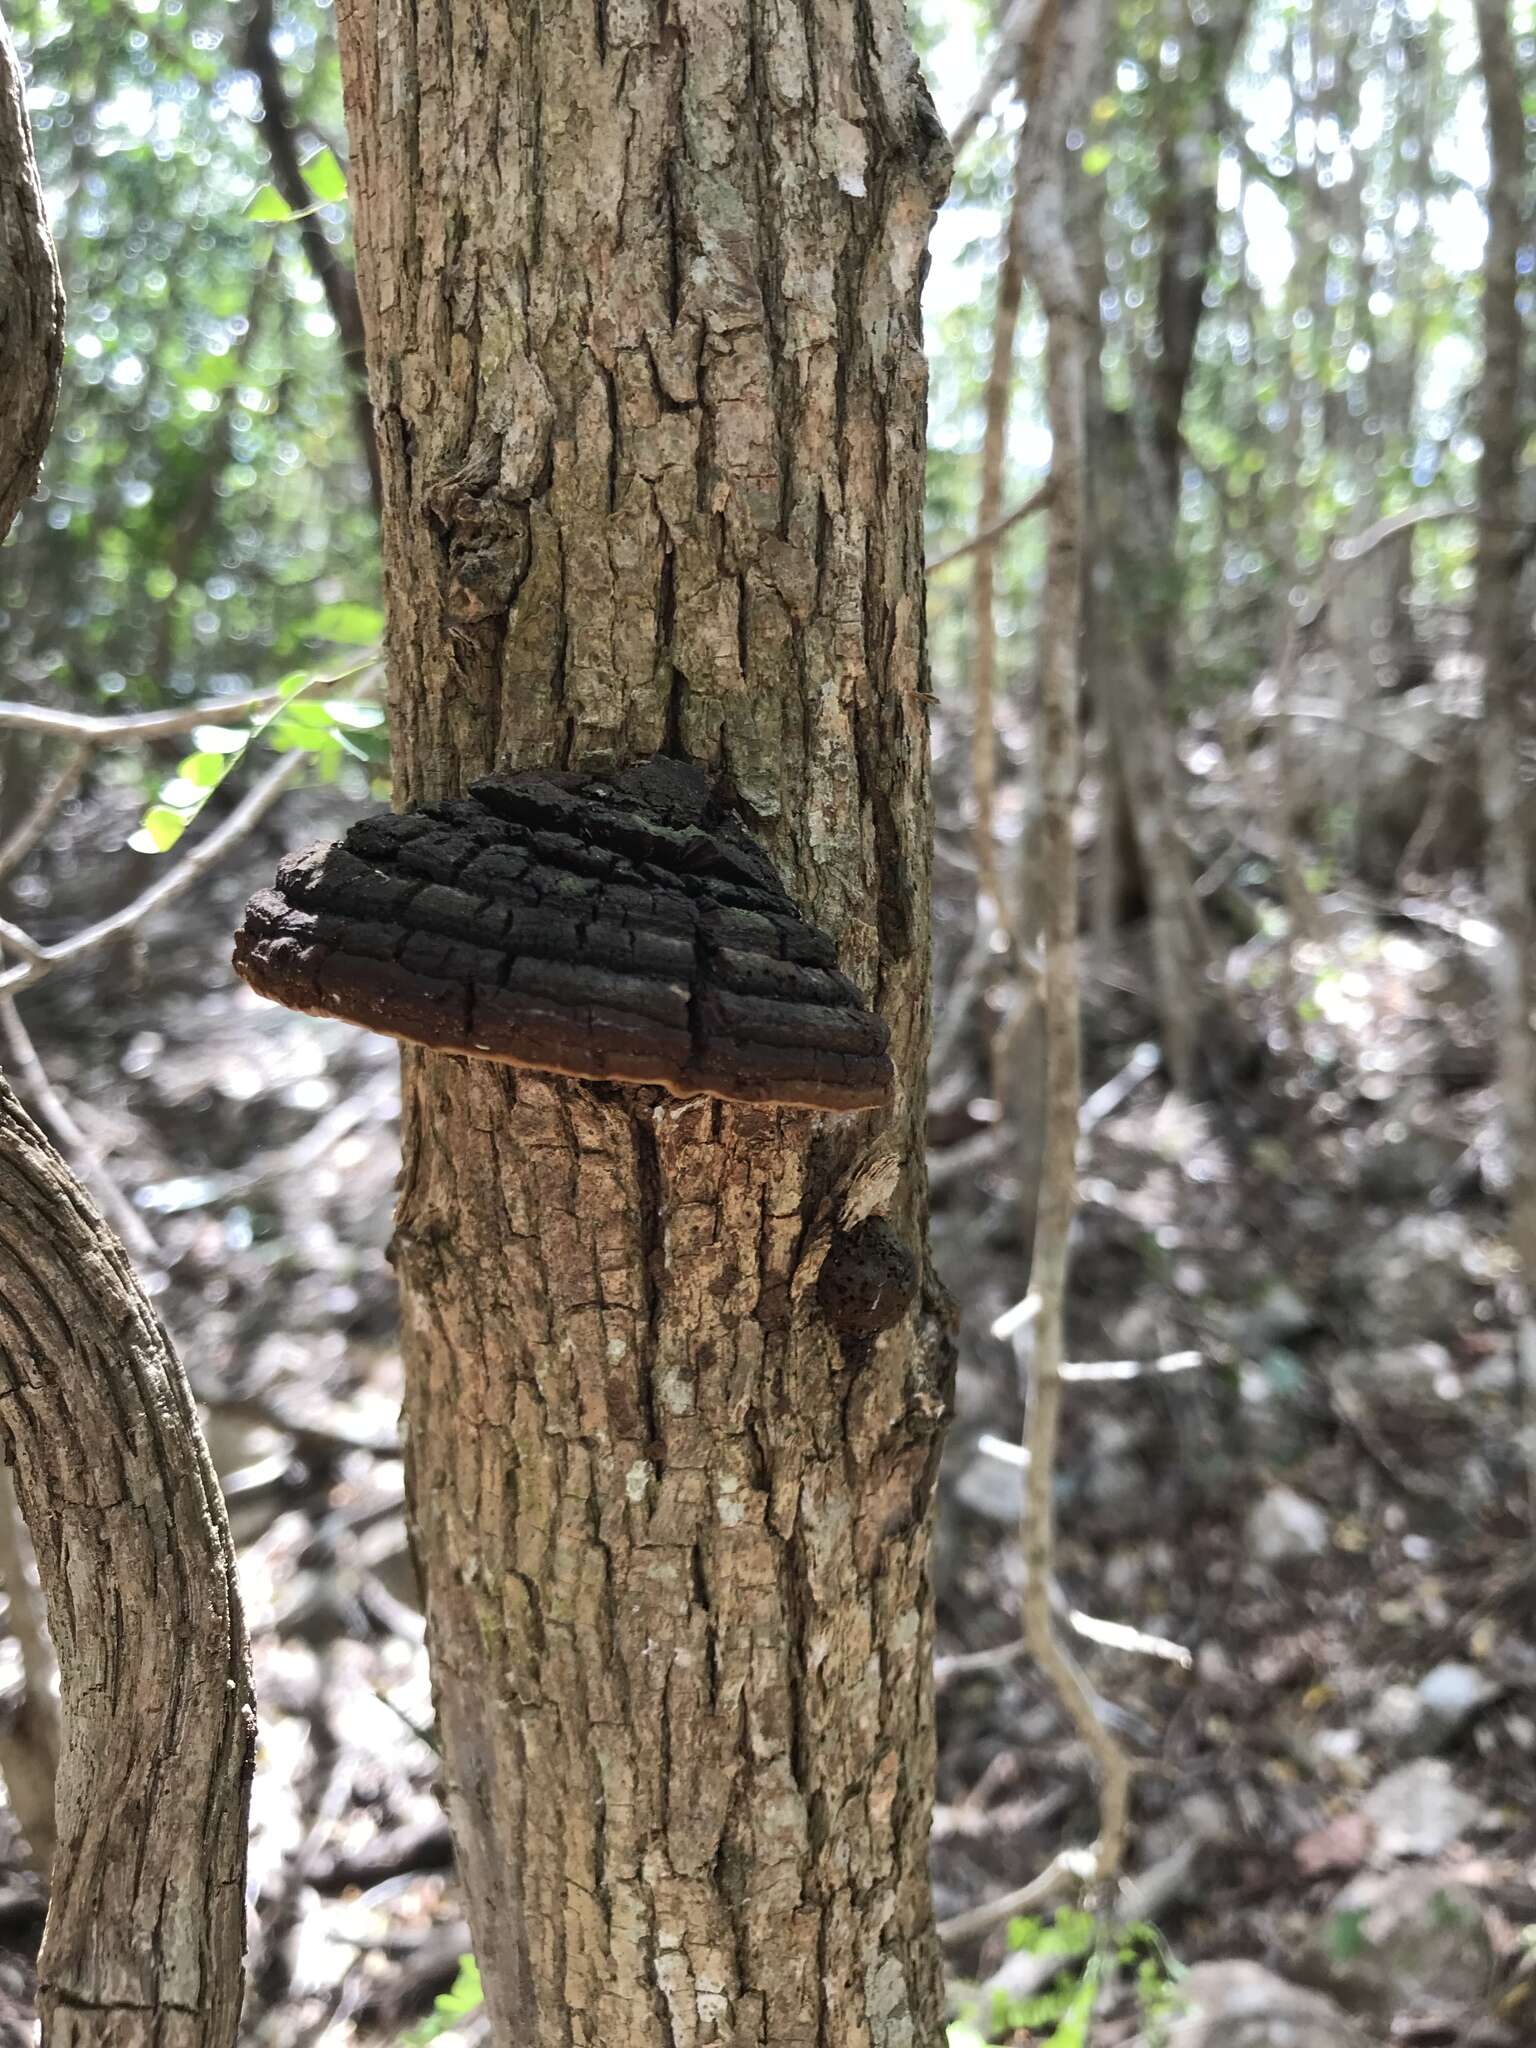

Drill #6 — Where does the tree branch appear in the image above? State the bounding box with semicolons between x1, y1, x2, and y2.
948;0;1051;158
0;752;305;996
0;1078;254;2044
0;986;161;1262
0;738;87;881
243;0;381;512
1014;0;1134;1901
927;479;1053;573
0;687;285;743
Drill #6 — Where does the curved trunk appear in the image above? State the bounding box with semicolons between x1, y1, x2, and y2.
333;5;953;2041
0;1079;254;2048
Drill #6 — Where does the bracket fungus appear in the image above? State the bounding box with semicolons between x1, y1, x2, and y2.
233;758;894;1113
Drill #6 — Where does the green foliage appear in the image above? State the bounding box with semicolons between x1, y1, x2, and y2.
127;654;385;853
401;1955;483;2045
950;1912;1185;2045
1326;1907;1370;1962
3;0;379;737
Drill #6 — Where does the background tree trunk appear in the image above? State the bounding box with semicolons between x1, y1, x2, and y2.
333;4;953;2041
1472;0;1536;1494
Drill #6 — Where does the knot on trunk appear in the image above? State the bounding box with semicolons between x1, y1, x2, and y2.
816;1216;919;1336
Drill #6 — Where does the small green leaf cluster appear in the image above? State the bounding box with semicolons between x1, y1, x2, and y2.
401;1955;483;2046
247;143;348;223
947;1911;1185;2047
129;653;385;855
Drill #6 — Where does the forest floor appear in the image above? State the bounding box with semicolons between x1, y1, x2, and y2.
0;719;1531;2046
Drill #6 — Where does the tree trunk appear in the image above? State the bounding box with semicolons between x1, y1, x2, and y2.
0;1079;255;2048
1086;0;1252;1092
332;6;953;2042
0;6;62;541
1473;0;1536;1486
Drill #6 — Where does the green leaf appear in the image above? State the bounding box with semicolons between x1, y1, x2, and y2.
324;700;386;730
129;805;191;855
1007;1914;1045;1952
273;699;338;730
268;712;337;753
1041;1971;1097;2048
1082;144;1113;176
176;749;233;788
191;724;252;755
246;184;297;223
1327;1909;1370;1962
157;776;211;809
302;145;348;203
402;1954;483;2043
302;600;385;645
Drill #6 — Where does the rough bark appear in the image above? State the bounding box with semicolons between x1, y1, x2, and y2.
0;1080;255;2047
332;4;952;2043
0;8;62;539
1473;0;1536;1481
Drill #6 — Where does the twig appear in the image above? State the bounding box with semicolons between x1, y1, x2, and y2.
928;481;1054;575
968;111;1036;936
0;915;42;961
935;1846;1097;1946
0;740;87;881
0;688;286;743
1015;0;1133;1903
991;1291;1041;1341
947;0;1051;158
1078;1040;1160;1132
0;990;160;1263
1058;1349;1203;1383
0;753;304;996
936;1603;1190;1683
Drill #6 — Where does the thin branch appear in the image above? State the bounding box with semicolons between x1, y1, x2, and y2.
0;753;305;997
0;915;42;961
936;1605;1191;1683
968;112;1035;932
1058;1349;1203;1383
0;739;87;881
0;989;160;1263
927;481;1054;574
1015;0;1133;1902
243;0;381;511
935;1847;1096;1946
948;0;1051;158
1326;498;1474;570
0;688;284;744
